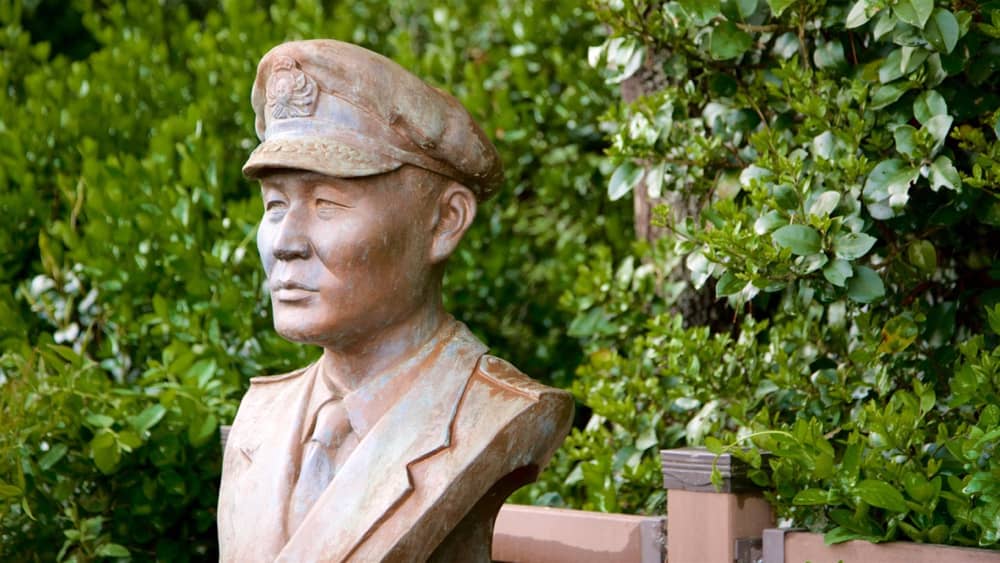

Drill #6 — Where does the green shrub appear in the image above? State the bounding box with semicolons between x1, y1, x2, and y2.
0;0;625;559
531;0;1000;548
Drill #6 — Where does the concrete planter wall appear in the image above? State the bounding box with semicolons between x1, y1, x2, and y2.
762;528;1000;563
660;446;1000;563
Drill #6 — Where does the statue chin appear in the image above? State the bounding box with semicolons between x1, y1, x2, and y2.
272;318;330;346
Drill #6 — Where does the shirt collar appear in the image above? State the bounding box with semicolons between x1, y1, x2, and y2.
301;317;460;443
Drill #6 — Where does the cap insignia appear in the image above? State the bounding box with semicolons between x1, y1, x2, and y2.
265;56;318;120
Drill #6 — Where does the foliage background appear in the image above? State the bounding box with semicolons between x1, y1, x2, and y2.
3;0;1000;560
536;0;1000;550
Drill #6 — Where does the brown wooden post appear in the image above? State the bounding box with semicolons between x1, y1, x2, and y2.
661;447;774;563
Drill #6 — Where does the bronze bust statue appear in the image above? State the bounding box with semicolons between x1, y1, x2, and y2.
217;40;573;562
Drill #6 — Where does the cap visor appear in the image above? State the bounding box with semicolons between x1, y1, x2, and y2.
242;136;401;179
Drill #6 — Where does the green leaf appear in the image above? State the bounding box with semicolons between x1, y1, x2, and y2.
797;252;828;274
710;21;753;60
893;0;933;29
39;444;68;471
117;429;143;450
825;526;869;544
908;240;937;275
736;0;758;19
794;488;831;505
812;130;837;160
923;114;953;153
873;10;896;40
809;191;841;217
846;0;876;28
186;358;217;388
187;413;218;447
987;304;1000;336
886;167;920;207
754;210;787;234
85;413;115;429
715;271;743;296
0;482;23;499
913;90;947;125
46;344;81;366
833;232;877;260
899;46;929;75
678;0;722;24
962;472;995;495
602;38;645;84
893;125;918;158
847;266;885;304
635;426;658;451
871;83;912;109
95;543;130;557
813;40;845;70
856;479;908;512
879;313;919;353
767;0;797;17
608;161;642;201
927;524;949;544
90;429;121;475
841;441;862;482
924;53;947;87
773;224;822;255
704;436;724;454
823;259;853;287
879;49;904;83
924;9;959;54
21;497;34;520
130;404;167;433
903;472;935;503
772;183;799;210
864;159;905;201
646;162;666;198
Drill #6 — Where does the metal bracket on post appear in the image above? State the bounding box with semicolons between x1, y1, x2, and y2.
735;536;763;563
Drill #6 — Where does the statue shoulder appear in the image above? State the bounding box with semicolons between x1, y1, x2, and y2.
464;353;574;477
248;364;311;386
474;354;573;407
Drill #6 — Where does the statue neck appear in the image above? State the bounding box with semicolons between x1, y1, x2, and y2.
318;301;449;393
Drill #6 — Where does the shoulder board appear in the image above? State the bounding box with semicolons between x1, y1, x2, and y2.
249;364;311;385
474;355;558;400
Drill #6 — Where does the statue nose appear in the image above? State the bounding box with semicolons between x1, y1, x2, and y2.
273;219;311;261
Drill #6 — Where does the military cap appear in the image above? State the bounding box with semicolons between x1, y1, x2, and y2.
242;39;504;200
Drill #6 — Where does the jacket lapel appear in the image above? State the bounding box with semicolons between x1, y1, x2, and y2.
221;365;318;561
277;323;487;562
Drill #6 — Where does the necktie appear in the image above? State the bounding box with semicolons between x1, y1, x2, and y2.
287;397;357;533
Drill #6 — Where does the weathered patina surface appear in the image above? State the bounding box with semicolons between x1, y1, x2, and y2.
217;40;573;562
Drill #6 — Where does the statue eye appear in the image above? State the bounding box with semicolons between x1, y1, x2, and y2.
316;198;348;211
265;200;288;212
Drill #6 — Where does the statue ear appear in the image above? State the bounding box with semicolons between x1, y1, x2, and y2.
429;182;477;264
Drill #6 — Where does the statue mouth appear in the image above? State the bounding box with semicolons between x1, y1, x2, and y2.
272;280;319;302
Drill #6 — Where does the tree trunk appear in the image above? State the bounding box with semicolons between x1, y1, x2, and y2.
621;51;727;329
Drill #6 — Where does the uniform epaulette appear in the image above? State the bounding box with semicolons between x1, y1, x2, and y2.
475;354;555;400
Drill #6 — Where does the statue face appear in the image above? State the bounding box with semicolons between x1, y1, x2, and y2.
256;167;437;347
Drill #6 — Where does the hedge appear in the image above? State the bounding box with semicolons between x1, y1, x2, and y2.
0;0;627;559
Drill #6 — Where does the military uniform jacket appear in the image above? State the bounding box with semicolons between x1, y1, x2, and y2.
217;320;573;562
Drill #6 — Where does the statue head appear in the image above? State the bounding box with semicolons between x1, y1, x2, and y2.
243;40;503;349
